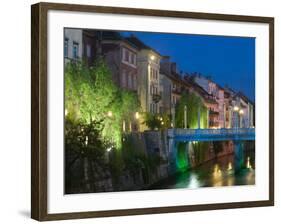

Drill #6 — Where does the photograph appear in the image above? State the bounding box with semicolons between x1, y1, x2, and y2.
64;28;256;194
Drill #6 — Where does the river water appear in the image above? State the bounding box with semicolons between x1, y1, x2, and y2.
148;150;255;190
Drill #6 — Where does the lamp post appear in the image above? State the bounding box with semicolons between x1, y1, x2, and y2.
239;109;244;128
197;106;201;129
233;106;239;129
184;105;187;129
171;104;175;128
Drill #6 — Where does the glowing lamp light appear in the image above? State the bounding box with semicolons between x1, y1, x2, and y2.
150;55;155;60
107;111;113;117
227;162;233;170
161;121;164;125
107;146;113;152
65;109;68;116
135;112;140;119
239;109;244;115
246;157;252;169
233;106;239;111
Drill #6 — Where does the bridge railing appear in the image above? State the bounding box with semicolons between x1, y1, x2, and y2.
168;128;255;137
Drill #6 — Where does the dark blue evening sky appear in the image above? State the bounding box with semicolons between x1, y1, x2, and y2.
121;31;255;102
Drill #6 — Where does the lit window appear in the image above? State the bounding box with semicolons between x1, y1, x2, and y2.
73;42;79;59
64;38;69;57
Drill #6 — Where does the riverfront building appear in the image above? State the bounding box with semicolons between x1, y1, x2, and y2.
64;29;255;131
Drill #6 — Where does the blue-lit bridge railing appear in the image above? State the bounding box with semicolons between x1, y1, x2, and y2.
167;128;255;142
167;128;255;173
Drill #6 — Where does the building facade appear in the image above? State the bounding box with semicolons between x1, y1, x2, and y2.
101;32;138;92
193;75;226;128
126;36;162;115
64;29;255;131
64;29;99;65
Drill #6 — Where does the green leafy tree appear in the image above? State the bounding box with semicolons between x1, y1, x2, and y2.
65;118;109;193
142;112;171;130
142;112;162;130
175;92;207;129
65;59;140;149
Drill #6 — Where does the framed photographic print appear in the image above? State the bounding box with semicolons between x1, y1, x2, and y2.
31;2;274;221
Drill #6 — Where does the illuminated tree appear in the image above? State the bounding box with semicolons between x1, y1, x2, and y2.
65;59;140;149
142;112;171;130
175;92;207;129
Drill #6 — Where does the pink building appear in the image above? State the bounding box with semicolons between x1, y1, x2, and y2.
192;74;225;128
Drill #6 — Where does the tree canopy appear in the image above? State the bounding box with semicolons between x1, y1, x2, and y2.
65;59;140;149
175;92;207;129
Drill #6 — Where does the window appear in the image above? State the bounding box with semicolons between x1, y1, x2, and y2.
73;42;79;59
122;48;126;61
128;73;132;89
122;70;127;87
86;44;91;58
129;52;133;64
133;75;137;90
125;50;129;62
64;38;69;57
133;54;137;65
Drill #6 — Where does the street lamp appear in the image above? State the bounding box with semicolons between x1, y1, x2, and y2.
184;105;187;129
150;55;155;60
232;106;240;128
239;109;244;128
135;112;140;119
107;111;113;117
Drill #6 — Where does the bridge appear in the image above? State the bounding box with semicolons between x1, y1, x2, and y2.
167;128;255;173
167;128;255;142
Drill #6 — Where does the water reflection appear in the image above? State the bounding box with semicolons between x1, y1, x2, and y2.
149;151;255;190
